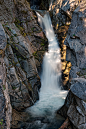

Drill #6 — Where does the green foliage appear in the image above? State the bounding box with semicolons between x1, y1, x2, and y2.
14;34;17;37
23;33;27;37
0;122;3;125
12;86;16;90
31;27;34;31
77;69;86;77
8;28;11;31
31;17;33;19
77;72;82;76
73;34;75;37
33;51;37;56
15;18;21;25
10;35;14;41
82;68;86;70
0;119;3;125
14;18;27;37
9;62;12;65
3;85;6;90
21;10;27;14
41;43;45;46
2;24;5;27
15;47;18;50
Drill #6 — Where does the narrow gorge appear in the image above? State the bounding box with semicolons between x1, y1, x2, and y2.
0;0;86;129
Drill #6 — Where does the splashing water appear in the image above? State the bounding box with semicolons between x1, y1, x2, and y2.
26;12;68;117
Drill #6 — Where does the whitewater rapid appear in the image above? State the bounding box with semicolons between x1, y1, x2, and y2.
26;12;68;117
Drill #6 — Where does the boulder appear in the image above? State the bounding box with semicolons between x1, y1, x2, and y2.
70;78;86;101
58;78;86;129
67;104;86;129
67;94;86;129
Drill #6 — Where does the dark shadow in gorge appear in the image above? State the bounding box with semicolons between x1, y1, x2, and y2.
27;0;49;10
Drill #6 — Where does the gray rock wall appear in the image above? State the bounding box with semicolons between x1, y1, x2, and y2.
0;23;12;129
56;1;86;129
63;1;86;129
64;1;86;78
49;0;79;27
3;22;40;111
0;0;45;127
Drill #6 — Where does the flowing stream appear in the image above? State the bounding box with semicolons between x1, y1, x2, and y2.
26;12;68;129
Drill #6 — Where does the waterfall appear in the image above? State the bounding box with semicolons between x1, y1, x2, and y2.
26;12;68;117
37;12;61;91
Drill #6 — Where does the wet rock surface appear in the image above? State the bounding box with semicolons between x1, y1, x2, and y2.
11;114;65;129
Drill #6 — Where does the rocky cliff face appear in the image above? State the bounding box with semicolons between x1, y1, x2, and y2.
56;1;86;129
65;1;86;78
64;1;86;129
0;0;48;128
0;23;12;129
0;0;86;129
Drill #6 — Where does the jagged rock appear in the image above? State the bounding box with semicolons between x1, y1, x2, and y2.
58;83;86;129
0;57;12;129
0;23;7;54
61;0;78;18
59;118;72;129
3;23;41;111
57;1;86;129
20;59;37;79
64;1;86;78
10;67;20;87
70;78;86;101
67;95;86;129
0;0;15;22
49;0;79;27
0;23;12;129
67;104;86;129
13;0;48;72
0;85;6;129
57;77;86;129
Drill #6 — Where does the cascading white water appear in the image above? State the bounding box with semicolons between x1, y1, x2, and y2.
26;12;68;117
37;12;61;91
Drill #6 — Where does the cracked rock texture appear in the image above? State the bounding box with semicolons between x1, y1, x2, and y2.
0;0;47;128
49;0;79;28
57;1;86;129
0;0;86;129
